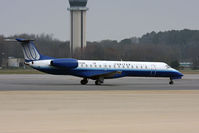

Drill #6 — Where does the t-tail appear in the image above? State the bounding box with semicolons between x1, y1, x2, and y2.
16;38;54;62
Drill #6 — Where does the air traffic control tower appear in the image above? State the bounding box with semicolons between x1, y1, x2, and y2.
68;0;88;56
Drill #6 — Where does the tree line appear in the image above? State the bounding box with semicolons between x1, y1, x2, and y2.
0;29;199;69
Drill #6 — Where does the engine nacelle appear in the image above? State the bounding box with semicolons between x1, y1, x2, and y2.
50;58;78;69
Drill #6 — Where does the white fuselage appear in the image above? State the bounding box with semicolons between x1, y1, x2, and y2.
29;59;177;73
77;60;173;71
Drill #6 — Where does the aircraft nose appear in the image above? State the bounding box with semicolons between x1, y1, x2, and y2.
177;71;183;77
174;70;184;78
179;72;184;77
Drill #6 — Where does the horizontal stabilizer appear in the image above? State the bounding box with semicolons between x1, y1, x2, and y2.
16;38;35;42
3;38;54;62
3;38;17;42
3;38;35;43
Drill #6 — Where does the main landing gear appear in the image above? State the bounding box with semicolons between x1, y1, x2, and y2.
169;77;174;85
80;78;88;85
95;80;103;85
81;77;104;85
95;77;104;85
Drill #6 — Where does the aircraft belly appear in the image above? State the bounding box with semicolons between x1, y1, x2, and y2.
155;71;171;77
126;70;174;77
125;70;151;77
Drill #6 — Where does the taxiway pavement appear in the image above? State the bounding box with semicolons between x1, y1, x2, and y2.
0;74;199;133
0;74;198;90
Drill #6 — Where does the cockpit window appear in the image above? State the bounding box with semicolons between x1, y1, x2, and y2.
166;65;171;69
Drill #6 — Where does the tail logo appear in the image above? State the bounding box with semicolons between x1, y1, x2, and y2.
22;42;40;61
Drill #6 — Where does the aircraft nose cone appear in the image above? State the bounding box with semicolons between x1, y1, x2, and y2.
178;72;184;77
175;70;184;79
171;69;183;79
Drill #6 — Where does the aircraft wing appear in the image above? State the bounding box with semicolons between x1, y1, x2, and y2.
88;70;122;79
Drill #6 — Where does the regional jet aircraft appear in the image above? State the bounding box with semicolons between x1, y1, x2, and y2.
15;38;183;85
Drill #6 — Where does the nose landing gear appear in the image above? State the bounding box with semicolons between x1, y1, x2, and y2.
169;77;174;85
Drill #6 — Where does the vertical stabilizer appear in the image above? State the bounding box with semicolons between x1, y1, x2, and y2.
16;38;41;61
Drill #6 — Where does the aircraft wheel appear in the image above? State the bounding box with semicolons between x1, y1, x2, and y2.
81;79;88;85
169;80;174;85
95;80;101;85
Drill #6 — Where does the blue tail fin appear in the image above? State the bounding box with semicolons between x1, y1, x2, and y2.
16;38;41;61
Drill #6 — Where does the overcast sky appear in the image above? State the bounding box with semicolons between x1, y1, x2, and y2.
1;0;199;41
